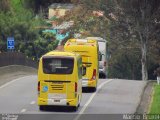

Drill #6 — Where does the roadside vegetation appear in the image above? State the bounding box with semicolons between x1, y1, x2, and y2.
0;0;59;60
149;84;160;114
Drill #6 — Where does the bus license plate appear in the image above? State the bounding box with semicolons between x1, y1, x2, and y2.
54;99;60;102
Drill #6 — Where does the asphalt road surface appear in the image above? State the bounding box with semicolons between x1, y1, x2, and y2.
0;75;146;120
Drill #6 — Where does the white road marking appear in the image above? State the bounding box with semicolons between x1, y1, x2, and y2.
0;75;35;89
21;109;27;113
74;79;113;120
30;101;36;105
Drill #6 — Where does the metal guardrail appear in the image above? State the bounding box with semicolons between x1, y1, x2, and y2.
0;52;38;68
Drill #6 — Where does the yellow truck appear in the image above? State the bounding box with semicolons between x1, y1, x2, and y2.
38;51;82;111
64;39;99;92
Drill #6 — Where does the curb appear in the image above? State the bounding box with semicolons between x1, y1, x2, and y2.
135;81;155;114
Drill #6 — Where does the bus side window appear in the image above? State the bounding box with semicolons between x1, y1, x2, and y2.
78;58;83;79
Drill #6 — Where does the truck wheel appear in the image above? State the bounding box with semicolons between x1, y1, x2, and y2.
93;87;97;92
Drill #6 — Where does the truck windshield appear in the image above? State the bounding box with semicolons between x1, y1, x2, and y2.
42;57;74;74
98;41;106;51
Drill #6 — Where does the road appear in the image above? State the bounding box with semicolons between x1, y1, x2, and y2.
0;75;146;120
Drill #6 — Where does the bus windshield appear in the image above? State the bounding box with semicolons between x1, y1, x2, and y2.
42;57;74;74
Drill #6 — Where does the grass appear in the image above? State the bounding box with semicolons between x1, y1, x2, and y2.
149;83;160;114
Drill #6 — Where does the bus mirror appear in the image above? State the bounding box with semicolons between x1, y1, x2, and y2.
82;65;86;76
98;52;102;61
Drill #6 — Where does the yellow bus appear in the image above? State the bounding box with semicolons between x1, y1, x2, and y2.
38;51;82;111
64;39;99;92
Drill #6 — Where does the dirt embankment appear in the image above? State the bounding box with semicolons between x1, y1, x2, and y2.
0;65;37;86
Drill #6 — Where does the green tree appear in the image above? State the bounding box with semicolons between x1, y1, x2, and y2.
113;0;160;80
67;0;160;80
34;37;59;59
42;32;55;40
0;0;58;60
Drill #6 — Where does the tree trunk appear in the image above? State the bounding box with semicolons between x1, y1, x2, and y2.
139;4;148;81
141;39;148;81
139;32;148;81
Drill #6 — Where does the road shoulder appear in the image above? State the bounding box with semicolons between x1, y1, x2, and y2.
0;65;37;86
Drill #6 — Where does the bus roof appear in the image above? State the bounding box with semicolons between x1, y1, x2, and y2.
65;39;98;46
43;50;80;58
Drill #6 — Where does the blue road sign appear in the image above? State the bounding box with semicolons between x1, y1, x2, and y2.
7;37;14;49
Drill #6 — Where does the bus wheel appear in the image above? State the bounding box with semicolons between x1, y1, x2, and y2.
91;87;97;92
103;74;106;79
39;106;46;111
72;106;78;112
